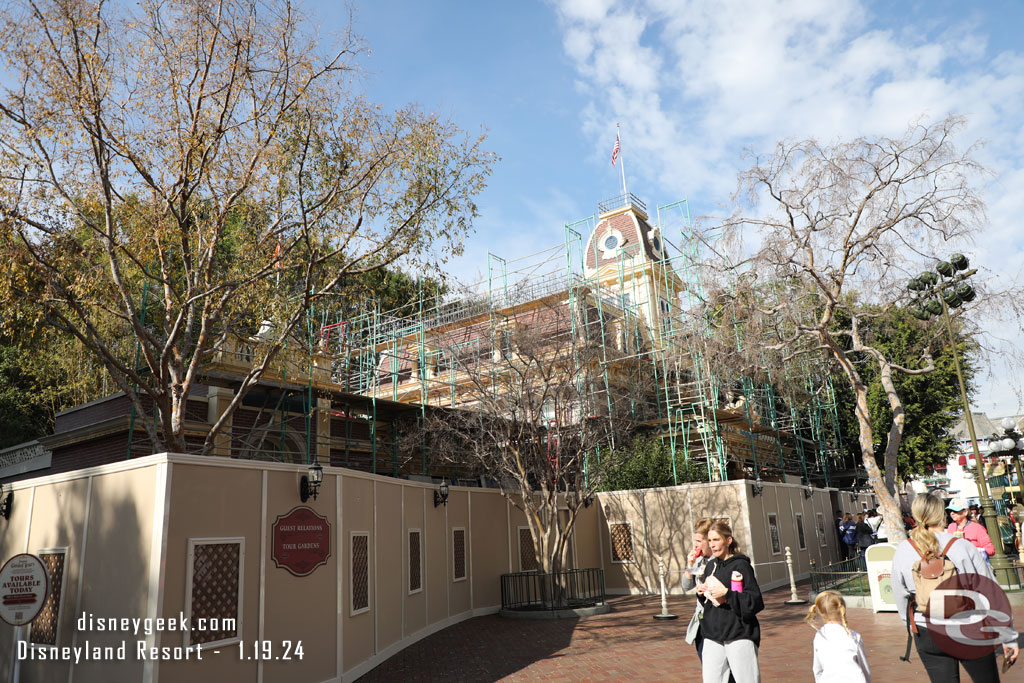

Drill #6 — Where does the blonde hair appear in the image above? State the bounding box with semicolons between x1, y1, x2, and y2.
708;519;740;554
694;518;713;535
910;493;946;559
806;590;850;635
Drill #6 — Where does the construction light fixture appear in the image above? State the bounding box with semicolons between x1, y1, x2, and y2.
300;461;324;502
434;481;449;508
0;490;11;520
803;485;814;499
752;479;765;497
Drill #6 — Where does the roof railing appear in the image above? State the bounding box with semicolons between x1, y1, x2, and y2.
597;192;646;215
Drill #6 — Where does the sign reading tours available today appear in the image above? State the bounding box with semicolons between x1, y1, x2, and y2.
0;553;49;626
272;506;331;576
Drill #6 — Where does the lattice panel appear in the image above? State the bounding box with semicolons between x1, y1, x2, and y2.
190;543;240;645
519;528;537;571
352;535;369;611
610;523;634;562
30;552;64;645
453;529;466;580
409;531;421;592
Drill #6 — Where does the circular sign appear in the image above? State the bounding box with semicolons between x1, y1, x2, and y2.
0;554;49;626
924;572;1015;659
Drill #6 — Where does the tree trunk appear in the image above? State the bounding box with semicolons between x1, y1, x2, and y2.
853;384;907;542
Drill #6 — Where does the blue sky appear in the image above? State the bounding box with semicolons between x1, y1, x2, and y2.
308;0;1024;416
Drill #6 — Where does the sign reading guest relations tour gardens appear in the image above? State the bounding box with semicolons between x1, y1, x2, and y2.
272;507;331;576
0;553;48;626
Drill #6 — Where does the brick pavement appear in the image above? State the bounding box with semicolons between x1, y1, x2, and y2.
359;584;1024;682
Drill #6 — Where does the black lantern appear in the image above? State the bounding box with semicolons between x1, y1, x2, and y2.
300;461;324;502
434;480;449;507
0;490;11;520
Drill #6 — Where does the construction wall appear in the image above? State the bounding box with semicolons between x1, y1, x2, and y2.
0;455;879;682
0;455;536;683
589;481;865;595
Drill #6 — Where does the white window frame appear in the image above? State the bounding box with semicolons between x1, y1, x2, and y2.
608;521;636;564
452;527;467;582
350;531;371;616
408;529;423;595
795;513;807;551
29;546;68;648
766;513;782;556
184;537;244;649
517;526;538;572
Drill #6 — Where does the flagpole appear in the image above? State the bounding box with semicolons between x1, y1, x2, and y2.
617;122;628;200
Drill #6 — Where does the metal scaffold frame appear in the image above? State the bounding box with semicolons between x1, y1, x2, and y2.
271;193;853;486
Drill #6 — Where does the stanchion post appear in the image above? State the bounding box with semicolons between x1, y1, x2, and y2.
653;556;678;620
784;546;807;605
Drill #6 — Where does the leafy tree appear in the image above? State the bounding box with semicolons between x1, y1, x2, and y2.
602;437;709;491
832;305;976;482
0;0;493;455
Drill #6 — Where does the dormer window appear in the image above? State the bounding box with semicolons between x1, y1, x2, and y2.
604;235;620;250
651;235;662;253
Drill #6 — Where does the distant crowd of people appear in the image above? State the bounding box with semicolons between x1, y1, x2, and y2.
680;493;1018;682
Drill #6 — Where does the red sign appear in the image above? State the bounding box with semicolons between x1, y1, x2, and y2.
272;506;331;577
0;554;48;626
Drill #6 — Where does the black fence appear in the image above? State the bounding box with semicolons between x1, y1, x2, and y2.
808;556;869;596
500;568;606;611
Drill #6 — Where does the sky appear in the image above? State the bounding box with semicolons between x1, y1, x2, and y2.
306;0;1024;417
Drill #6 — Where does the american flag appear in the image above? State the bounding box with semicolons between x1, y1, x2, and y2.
611;134;620;166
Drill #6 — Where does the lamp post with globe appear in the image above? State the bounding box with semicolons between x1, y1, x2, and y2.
907;254;1013;579
986;418;1024;549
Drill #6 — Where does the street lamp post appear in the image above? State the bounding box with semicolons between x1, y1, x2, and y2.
908;255;1014;581
987;417;1024;509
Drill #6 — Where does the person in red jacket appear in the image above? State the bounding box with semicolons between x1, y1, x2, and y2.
945;497;995;557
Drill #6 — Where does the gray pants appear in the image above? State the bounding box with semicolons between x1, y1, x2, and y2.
701;639;760;683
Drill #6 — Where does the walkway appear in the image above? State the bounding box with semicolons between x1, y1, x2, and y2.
360;584;1023;681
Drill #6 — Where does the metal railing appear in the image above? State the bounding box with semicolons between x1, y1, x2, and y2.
597;193;646;215
500;568;606;611
808;556;868;595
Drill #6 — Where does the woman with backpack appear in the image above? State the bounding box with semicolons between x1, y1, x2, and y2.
891;492;1019;681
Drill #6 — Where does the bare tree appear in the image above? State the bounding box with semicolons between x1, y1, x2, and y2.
416;297;650;578
706;117;991;542
0;0;493;454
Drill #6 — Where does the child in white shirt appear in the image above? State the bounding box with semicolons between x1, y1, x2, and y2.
806;590;871;683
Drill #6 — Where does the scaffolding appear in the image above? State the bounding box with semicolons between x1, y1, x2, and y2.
290;192;853;486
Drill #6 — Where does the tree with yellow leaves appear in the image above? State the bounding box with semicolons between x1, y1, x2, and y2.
0;0;493;454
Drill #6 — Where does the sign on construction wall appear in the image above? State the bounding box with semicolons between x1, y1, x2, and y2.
865;543;898;613
0;553;48;626
272;506;332;577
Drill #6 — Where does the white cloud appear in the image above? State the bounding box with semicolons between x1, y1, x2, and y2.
552;0;1024;414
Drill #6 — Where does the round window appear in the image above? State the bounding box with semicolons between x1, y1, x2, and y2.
603;235;619;250
652;236;661;252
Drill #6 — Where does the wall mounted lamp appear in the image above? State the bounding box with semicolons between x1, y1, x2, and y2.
300;461;324;502
0;490;11;519
434;481;449;508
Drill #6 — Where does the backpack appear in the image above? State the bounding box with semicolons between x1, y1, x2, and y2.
842;522;856;545
909;538;959;613
899;537;968;663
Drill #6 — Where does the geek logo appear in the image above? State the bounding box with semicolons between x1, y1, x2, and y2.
924;573;1016;659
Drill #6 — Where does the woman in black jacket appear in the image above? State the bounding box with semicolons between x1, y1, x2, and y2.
696;519;764;683
855;513;874;569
